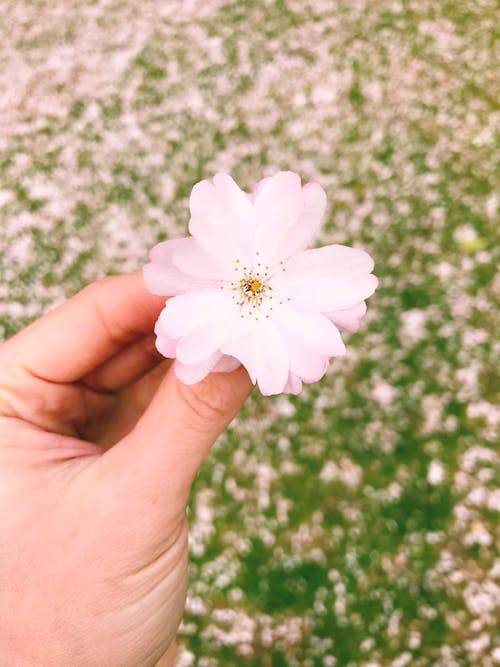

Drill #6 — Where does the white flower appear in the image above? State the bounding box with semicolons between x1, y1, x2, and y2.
143;172;377;395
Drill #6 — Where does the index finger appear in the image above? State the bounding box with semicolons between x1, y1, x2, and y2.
2;273;166;383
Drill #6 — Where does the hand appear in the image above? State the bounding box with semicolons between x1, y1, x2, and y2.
0;273;252;667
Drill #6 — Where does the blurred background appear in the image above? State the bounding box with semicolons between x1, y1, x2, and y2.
1;1;499;665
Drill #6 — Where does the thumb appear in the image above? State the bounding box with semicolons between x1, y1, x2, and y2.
98;364;253;510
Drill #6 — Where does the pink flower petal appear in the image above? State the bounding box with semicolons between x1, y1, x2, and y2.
254;178;327;265
212;355;241;373
145;172;378;396
271;304;343;381
273;303;346;356
189;173;256;267
143;238;207;296
157;289;237;339
283;372;303;395
170;237;233;282
148;239;177;263
283;182;327;256
248;177;272;203
253;172;304;265
173;351;223;385
270;244;377;311
325;301;367;332
173;353;240;385
154;332;177;358
176;321;237;365
220;318;289;395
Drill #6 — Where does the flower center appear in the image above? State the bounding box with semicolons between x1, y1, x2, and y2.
245;279;263;295
236;272;268;306
223;255;289;319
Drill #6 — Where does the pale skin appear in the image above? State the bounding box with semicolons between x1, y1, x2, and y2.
0;273;252;666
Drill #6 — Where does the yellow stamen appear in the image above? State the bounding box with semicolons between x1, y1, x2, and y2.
250;280;262;293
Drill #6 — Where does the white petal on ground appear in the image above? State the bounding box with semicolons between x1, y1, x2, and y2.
270;244;378;311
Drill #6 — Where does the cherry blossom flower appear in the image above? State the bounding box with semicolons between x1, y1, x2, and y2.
143;172;377;395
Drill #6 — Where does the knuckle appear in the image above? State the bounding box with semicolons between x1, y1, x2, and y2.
81;275;117;293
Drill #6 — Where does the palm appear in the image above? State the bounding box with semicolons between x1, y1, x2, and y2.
3;418;189;667
81;358;170;447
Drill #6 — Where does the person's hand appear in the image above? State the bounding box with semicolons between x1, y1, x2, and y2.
0;273;252;667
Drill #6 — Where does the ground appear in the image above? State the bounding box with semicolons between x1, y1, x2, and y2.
0;1;499;665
